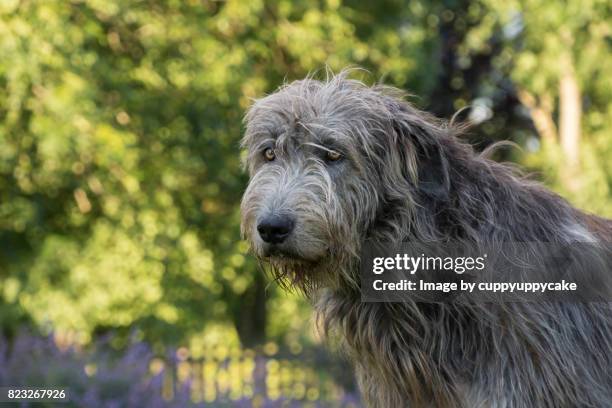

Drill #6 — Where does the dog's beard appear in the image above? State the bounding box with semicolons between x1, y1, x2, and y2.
258;255;320;296
258;253;345;297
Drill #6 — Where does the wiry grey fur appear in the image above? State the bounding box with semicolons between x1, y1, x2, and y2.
240;71;612;407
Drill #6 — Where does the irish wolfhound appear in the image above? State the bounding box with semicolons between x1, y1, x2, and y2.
240;72;612;407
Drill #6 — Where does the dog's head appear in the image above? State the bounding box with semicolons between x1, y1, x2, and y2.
240;73;451;293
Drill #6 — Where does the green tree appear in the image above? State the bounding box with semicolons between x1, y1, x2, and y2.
0;0;609;351
474;0;612;213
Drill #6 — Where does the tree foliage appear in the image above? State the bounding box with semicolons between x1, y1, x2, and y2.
0;0;610;349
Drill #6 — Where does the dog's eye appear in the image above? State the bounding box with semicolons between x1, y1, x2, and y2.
326;150;342;162
263;147;276;161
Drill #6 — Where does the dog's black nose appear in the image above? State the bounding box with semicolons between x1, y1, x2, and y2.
257;215;294;244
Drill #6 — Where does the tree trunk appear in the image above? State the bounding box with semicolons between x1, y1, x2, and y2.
559;54;582;169
234;270;267;348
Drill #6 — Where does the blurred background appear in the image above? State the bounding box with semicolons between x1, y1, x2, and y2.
0;0;610;406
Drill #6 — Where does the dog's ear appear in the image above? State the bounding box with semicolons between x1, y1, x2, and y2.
412;134;451;202
386;97;451;203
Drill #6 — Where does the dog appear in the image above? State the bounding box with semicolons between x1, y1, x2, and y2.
240;71;612;407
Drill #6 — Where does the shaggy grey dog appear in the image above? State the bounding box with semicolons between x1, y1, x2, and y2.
240;72;612;407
